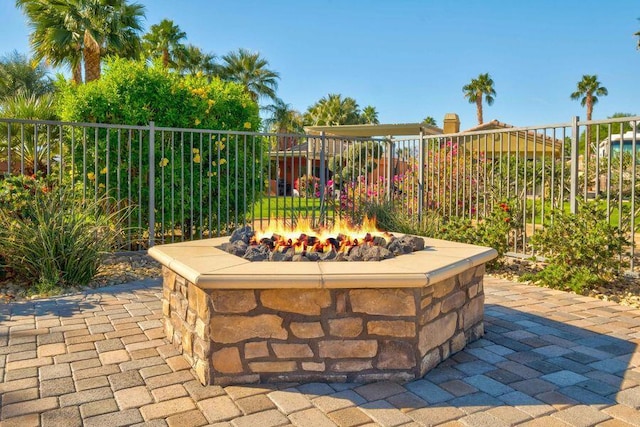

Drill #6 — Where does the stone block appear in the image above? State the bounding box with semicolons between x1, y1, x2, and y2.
441;291;467;313
211;315;287;344
212;347;243;374
302;362;325;372
468;283;479;298
271;343;314;359
349;289;416;316
163;267;176;291
420;348;441;375
290;322;324;339
249;361;297;373
450;332;467;354
186;309;196;327
376;340;417;370
162;300;170;317
420;301;442;325
244;342;269;359
330;359;373;372
193;338;210;360
196;288;210;320
328;318;363;338
462;295;484;330
194;359;210;385
260;289;331;315
319;340;378;359
420;295;433;309
210;290;257;313
367;320;416;337
418;311;457;355
432;276;457;298
181;327;193;356
187;283;199;312
194;318;208;341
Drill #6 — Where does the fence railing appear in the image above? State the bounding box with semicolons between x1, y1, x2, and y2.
2;115;640;271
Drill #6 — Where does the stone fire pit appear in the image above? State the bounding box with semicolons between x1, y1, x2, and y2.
148;235;497;385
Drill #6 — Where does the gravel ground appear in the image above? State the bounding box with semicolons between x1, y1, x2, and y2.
1;252;639;309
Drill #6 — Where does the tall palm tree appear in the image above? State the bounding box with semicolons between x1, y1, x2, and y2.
304;94;361;126
570;74;608;122
143;19;186;68
264;98;303;149
462;73;496;125
360;105;379;124
16;0;145;83
219;48;279;102
174;44;218;76
0;51;53;99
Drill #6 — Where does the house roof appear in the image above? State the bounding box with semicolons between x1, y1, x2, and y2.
304;123;443;137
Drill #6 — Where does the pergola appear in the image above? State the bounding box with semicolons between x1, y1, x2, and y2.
303;123;443;137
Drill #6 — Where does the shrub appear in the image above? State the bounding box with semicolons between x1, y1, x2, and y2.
56;58;265;238
523;202;627;293
0;184;128;294
0;173;55;220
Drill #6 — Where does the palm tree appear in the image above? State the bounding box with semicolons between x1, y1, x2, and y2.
360;105;379;124
174;44;218;76
422;116;437;127
264;98;303;149
17;0;145;83
304;94;361;126
0;51;53;99
143;19;186;68
570;75;608;122
462;73;496;125
219;48;279;102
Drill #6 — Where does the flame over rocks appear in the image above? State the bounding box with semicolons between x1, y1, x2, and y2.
250;216;393;255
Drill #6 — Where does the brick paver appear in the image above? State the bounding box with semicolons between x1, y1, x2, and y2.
1;276;639;425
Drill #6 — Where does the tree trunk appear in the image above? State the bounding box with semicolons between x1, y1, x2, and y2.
162;48;170;68
71;62;83;85
585;94;593;158
476;92;483;125
83;31;102;82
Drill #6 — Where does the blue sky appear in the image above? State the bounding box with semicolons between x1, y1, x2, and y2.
1;0;639;129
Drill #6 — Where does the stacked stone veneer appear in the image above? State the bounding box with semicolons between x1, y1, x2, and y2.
161;264;486;386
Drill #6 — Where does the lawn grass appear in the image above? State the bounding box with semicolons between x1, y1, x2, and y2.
248;196;336;222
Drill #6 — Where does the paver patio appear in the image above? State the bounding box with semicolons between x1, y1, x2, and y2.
1;276;639;426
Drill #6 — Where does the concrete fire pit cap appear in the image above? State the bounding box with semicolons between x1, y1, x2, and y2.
148;235;497;289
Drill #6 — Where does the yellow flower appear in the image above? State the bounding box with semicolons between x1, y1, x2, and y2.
196;71;203;78
211;161;216;167
219;158;227;165
207;99;215;107
192;148;199;154
87;172;95;181
159;158;169;167
100;167;107;174
243;122;252;129
214;140;225;151
98;183;105;189
193;154;201;164
221;137;226;142
207;171;217;177
194;118;201;126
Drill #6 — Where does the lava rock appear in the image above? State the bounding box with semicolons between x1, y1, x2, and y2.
373;236;388;247
363;246;393;261
400;235;425;251
243;245;269;261
319;250;337;261
269;249;294;262
387;239;413;256
220;240;248;257
292;254;310;262
305;252;321;261
347;245;366;261
335;252;348;262
230;226;254;244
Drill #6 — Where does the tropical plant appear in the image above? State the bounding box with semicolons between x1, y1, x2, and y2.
329;141;382;185
571;74;608;122
0;50;54;99
264;98;304;134
174;44;218;76
0;181;129;294
304;94;361;126
219;48;279;102
463;73;496;125
422;116;437;127
0;91;59;175
143;19;187;68
360;105;379;124
16;0;146;83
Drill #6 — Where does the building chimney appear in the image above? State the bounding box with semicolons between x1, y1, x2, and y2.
443;113;460;134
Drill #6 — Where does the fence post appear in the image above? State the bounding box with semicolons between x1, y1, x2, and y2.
386;138;394;202
319;132;326;220
148;121;156;247
417;131;425;222
569;116;580;214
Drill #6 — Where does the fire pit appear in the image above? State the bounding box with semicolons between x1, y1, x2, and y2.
149;227;497;386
